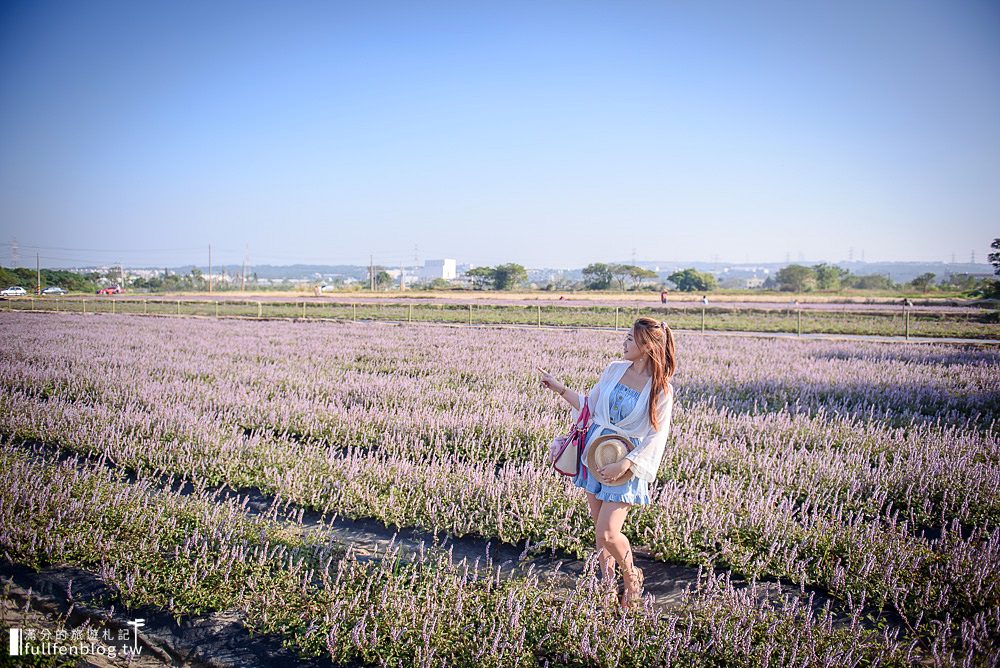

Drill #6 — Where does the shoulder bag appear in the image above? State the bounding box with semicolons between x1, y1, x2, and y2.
548;395;591;476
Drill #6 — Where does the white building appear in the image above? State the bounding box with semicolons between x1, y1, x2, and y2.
420;259;457;280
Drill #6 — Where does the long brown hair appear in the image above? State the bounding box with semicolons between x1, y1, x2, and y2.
632;317;677;430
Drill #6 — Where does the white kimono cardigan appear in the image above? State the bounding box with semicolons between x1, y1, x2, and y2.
569;360;674;483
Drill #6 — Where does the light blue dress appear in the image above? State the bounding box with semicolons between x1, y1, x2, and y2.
572;381;651;505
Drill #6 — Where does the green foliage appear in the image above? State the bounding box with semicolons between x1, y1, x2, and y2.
493;263;527;290
908;272;936;291
775;265;816;292
375;270;393;290
605;264;659;291
812;263;850;290
843;273;894;290
628;266;657;289
581;263;613;290
668;268;717;292
466;264;527;290
988;238;1000;276
0;266;100;293
465;266;495;290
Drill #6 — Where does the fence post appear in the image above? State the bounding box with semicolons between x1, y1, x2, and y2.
408;304;412;323
216;301;220;318
701;307;706;332
797;309;801;336
352;303;357;321
143;299;147;315
615;307;619;330
82;299;86;314
468;303;472;325
537;305;541;327
905;309;910;340
302;301;306;319
111;299;115;315
257;302;262;318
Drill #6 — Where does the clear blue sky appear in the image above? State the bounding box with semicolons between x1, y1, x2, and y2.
1;0;998;269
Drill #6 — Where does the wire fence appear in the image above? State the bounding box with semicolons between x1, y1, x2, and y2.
3;296;998;339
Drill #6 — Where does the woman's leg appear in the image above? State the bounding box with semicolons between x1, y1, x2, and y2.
595;501;635;583
585;492;609;576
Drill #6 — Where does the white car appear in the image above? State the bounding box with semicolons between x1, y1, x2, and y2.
42;286;67;295
1;286;27;297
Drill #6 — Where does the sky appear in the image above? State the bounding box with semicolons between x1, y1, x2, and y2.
1;0;998;270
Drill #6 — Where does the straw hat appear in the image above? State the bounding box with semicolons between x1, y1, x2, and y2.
586;434;635;486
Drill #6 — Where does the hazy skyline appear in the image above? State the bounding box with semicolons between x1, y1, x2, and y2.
1;1;998;270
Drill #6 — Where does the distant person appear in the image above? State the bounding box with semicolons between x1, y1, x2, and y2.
660;290;668;304
701;295;709;306
538;317;676;608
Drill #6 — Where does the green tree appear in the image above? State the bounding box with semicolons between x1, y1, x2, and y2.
493;263;527;290
375;270;393;290
908;273;936;291
628;266;658;289
466;266;495;290
988;238;1000;276
608;264;636;292
189;268;205;290
667;268;717;292
581;263;613;290
812;263;850;290
845;274;894;290
775;265;816;292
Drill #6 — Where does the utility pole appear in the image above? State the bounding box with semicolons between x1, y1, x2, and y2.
36;253;40;295
208;244;213;293
370;254;374;291
119;263;124;289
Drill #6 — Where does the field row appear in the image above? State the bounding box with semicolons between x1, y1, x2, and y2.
1;311;997;663
3;297;998;338
3;441;972;667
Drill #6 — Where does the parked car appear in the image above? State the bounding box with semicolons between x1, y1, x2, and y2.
42;286;67;295
1;286;27;297
96;286;124;295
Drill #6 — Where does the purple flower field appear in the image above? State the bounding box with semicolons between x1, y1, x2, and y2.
1;311;997;666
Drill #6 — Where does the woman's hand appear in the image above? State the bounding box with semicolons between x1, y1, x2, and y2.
537;367;562;394
538;367;581;410
599;458;632;482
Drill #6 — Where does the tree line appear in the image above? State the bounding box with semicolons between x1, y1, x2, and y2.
6;238;998;296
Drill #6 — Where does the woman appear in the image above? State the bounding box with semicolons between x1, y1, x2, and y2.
539;317;676;607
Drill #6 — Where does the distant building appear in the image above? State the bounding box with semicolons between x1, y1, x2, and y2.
420;259;457;280
744;277;765;288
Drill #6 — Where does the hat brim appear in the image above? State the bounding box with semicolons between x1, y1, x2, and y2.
586;434;636;486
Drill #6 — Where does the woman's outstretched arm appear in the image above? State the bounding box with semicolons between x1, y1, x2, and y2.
537;367;582;411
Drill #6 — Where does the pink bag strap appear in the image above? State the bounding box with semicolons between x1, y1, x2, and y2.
576;394;590;428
